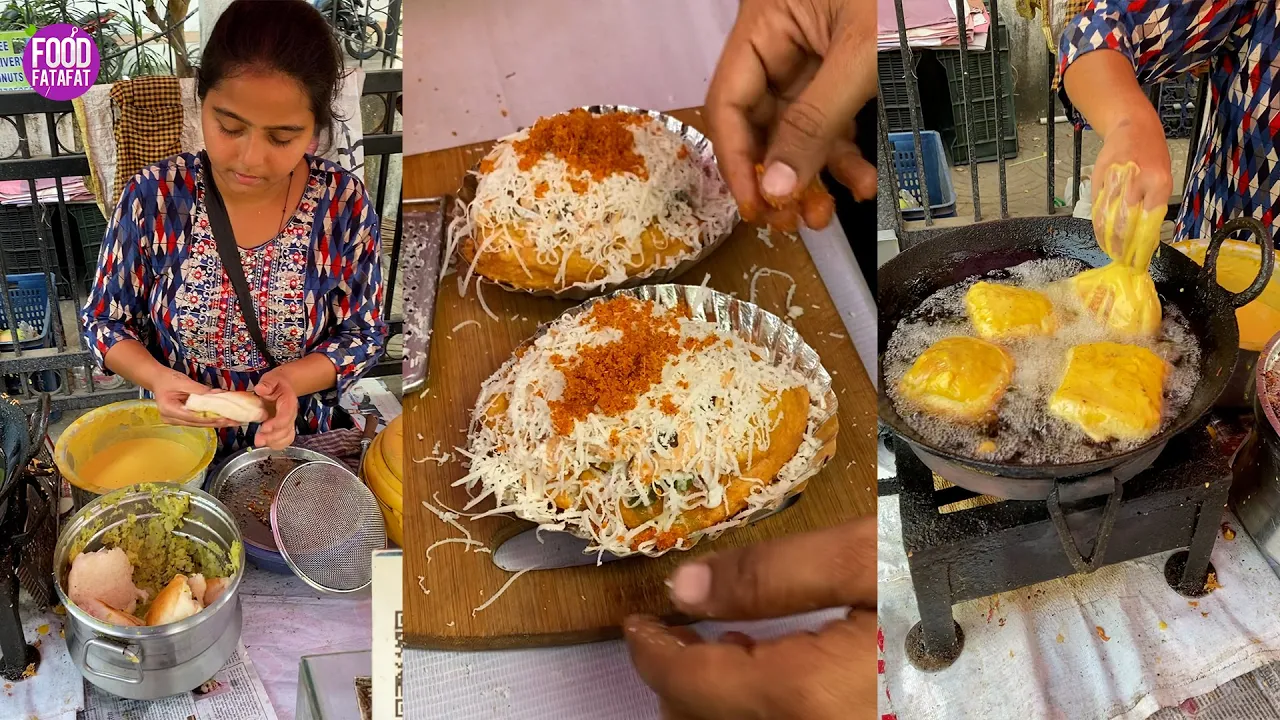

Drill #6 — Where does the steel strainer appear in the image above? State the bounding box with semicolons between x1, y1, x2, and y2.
269;461;386;593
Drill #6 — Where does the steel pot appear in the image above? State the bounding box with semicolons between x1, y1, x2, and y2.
1231;330;1280;567
53;484;245;700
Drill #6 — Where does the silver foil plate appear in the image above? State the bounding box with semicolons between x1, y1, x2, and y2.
450;105;740;301
475;283;839;558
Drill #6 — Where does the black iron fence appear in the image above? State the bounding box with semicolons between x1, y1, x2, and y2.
879;0;1210;247
0;67;403;412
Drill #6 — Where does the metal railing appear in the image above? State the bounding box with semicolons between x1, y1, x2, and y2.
0;67;403;412
880;0;1209;248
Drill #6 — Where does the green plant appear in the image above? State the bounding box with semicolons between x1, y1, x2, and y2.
0;0;175;82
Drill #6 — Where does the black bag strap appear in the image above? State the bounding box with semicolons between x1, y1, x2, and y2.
199;150;279;369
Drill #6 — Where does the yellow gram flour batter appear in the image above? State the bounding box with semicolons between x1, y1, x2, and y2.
79;437;201;490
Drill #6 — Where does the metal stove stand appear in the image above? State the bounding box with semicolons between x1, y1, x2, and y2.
890;427;1231;671
0;455;59;682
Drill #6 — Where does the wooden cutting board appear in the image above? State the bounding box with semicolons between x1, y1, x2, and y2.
401;107;877;650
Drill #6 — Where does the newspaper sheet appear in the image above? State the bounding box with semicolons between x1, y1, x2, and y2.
341;378;403;433
372;549;403;720
79;643;279;720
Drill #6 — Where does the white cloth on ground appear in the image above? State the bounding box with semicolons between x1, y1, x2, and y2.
878;495;1280;720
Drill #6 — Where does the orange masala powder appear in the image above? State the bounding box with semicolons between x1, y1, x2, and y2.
514;109;649;185
548;298;679;435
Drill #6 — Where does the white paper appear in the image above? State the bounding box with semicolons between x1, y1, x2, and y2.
0;607;83;720
878;495;1280;720
80;643;279;720
404;0;737;155
342;378;404;433
372;550;403;720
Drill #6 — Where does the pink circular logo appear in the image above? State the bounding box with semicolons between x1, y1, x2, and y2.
22;25;100;101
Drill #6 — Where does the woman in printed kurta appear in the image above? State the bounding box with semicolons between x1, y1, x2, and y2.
80;0;387;453
1057;0;1280;242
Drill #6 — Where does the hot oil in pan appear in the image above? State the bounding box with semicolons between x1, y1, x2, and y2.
883;257;1203;465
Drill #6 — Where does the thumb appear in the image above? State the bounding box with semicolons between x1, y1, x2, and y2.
761;31;874;199
253;377;279;398
666;517;875;620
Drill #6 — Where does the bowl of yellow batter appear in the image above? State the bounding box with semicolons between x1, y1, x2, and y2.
54;400;216;509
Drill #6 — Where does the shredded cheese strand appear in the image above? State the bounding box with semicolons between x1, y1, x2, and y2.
472;566;540;616
425;537;485;562
475;281;500;321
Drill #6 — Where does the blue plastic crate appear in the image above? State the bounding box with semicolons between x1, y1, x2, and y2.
889;131;957;220
0;272;54;351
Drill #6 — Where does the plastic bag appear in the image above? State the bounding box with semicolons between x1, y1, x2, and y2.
1070;262;1162;336
1093;162;1165;265
1070;162;1165;336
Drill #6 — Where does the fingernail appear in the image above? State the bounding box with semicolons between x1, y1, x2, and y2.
623;614;655;634
761;162;797;198
669;563;712;607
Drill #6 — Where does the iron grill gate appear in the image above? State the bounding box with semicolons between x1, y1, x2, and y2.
879;0;1209;248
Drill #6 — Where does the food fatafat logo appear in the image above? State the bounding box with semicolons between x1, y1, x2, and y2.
21;23;100;101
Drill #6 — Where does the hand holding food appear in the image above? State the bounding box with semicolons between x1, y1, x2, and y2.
1091;118;1173;218
623;520;875;720
251;372;298;450
1070;161;1166;336
706;0;875;229
155;371;241;429
184;390;269;424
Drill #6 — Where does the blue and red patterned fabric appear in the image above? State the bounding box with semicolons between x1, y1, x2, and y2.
81;152;388;451
1058;0;1280;242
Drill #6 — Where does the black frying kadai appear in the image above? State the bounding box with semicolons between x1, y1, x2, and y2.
878;215;1274;483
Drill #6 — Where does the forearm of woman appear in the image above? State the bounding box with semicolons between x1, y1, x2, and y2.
103;339;180;392
1063;49;1159;138
264;353;338;396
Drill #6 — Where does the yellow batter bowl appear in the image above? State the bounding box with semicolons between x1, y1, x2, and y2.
1171;238;1280;352
54;400;216;499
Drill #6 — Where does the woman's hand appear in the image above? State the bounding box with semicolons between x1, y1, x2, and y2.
154;371;239;429
253;370;298;450
624;519;876;720
1092;114;1173;212
706;0;877;229
1062;49;1173;212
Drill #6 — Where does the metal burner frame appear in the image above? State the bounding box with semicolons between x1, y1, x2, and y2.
0;395;56;682
892;428;1230;671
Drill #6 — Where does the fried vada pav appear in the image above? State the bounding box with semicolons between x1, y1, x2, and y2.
896;336;1015;423
452;109;738;293
1048;341;1168;442
964;281;1057;340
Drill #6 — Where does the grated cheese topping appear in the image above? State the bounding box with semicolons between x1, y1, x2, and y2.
472;566;541;617
448;111;737;291
456;295;829;558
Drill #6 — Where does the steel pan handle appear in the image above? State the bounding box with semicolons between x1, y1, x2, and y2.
83;636;144;685
1204;216;1275;308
